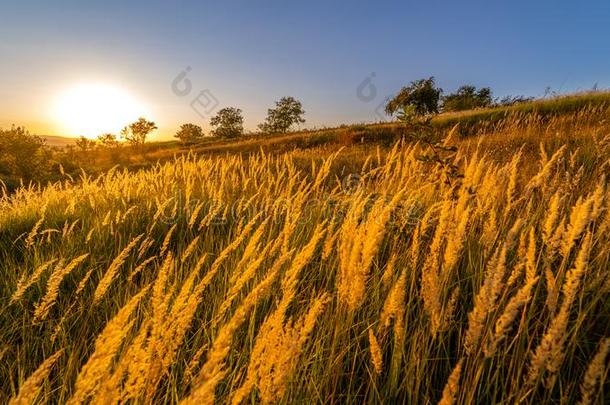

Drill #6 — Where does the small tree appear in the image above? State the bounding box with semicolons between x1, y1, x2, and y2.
97;133;119;148
258;96;305;134
385;77;442;117
97;133;122;162
175;123;205;144
442;85;493;112
210;107;244;139
75;136;96;152
121;117;157;146
0;126;50;183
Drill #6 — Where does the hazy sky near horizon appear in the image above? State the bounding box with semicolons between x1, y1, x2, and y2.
2;0;610;140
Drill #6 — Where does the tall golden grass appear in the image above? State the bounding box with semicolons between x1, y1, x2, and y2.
1;109;610;403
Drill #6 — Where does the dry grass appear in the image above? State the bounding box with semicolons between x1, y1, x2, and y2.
1;107;610;403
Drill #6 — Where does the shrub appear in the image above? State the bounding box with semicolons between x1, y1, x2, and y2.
442;85;493;112
0;126;50;185
175;123;205;144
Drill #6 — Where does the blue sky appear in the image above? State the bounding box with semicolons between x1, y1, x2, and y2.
2;0;610;139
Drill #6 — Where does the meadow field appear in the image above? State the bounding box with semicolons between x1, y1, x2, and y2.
2;99;610;404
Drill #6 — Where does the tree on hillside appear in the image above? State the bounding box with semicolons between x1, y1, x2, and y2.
385;77;442;117
97;133;120;148
258;96;305;134
442;85;493;112
120;117;157;146
210;107;244;139
76;136;96;152
0;126;50;184
175;123;205;144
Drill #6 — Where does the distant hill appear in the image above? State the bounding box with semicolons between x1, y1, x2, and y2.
39;135;77;147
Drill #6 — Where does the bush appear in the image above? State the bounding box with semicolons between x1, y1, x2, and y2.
442;85;493;112
0;126;50;185
175;123;205;144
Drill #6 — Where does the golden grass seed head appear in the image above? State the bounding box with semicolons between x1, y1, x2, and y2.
9;350;63;405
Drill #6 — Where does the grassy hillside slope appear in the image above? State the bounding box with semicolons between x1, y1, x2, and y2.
1;92;610;403
145;91;610;160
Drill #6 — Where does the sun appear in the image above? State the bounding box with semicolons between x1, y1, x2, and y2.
52;83;149;138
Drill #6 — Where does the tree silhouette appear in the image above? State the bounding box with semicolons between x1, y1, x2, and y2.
75;136;96;152
175;123;205;144
442;85;493;112
97;133;119;148
385;77;442;117
0;126;49;184
258;96;305;134
121;117;157;146
210;108;244;139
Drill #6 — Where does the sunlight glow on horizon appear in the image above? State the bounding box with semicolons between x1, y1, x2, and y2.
52;83;150;139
